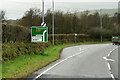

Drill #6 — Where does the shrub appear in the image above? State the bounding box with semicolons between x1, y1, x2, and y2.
2;42;51;62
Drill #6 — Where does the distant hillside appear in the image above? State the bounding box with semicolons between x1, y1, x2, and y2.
76;8;118;17
6;19;19;24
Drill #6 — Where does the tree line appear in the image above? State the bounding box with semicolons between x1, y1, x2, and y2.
0;8;120;41
17;8;119;37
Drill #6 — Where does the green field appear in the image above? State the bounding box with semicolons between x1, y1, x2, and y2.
2;41;110;78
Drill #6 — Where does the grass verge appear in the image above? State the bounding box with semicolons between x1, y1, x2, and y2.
2;41;110;78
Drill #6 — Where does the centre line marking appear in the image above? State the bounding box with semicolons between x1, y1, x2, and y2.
107;63;111;71
103;46;118;80
107;47;118;57
111;74;116;80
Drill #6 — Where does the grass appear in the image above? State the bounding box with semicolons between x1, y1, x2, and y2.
2;41;111;78
0;42;2;80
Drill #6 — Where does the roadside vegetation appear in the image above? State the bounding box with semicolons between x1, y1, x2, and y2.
0;8;118;79
2;41;51;61
2;41;110;78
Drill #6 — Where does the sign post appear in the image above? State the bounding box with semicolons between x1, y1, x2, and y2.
42;0;45;55
31;26;48;55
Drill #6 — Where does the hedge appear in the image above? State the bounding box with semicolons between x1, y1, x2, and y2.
2;24;102;44
2;41;51;61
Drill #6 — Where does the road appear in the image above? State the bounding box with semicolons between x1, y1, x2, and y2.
27;43;119;80
108;46;119;80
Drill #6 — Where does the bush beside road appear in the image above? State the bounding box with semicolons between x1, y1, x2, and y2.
2;41;51;61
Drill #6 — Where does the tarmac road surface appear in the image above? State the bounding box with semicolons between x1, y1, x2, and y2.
27;43;119;80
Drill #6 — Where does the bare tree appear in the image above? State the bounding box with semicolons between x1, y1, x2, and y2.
0;10;6;23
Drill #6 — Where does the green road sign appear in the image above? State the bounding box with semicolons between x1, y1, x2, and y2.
31;27;48;42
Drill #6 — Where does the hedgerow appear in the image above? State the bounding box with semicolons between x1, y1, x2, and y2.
2;41;51;61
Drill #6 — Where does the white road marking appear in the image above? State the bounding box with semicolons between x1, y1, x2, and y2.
79;48;88;51
104;46;118;80
79;48;82;51
108;53;111;57
107;63;111;71
108;59;115;62
110;51;112;53
103;57;107;60
33;48;86;80
107;47;118;57
34;45;118;80
107;51;113;57
103;57;115;62
111;74;116;80
106;47;118;80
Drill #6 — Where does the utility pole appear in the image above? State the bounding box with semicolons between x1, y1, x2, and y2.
42;0;44;23
52;0;55;45
100;9;103;42
118;2;120;35
42;0;45;55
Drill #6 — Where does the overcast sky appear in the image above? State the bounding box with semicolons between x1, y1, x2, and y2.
0;0;119;19
1;0;120;2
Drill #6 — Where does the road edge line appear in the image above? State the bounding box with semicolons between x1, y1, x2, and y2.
33;50;85;80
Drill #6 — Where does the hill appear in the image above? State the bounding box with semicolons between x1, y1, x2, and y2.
76;8;118;17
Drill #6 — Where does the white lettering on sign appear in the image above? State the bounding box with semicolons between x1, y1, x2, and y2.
32;36;42;42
